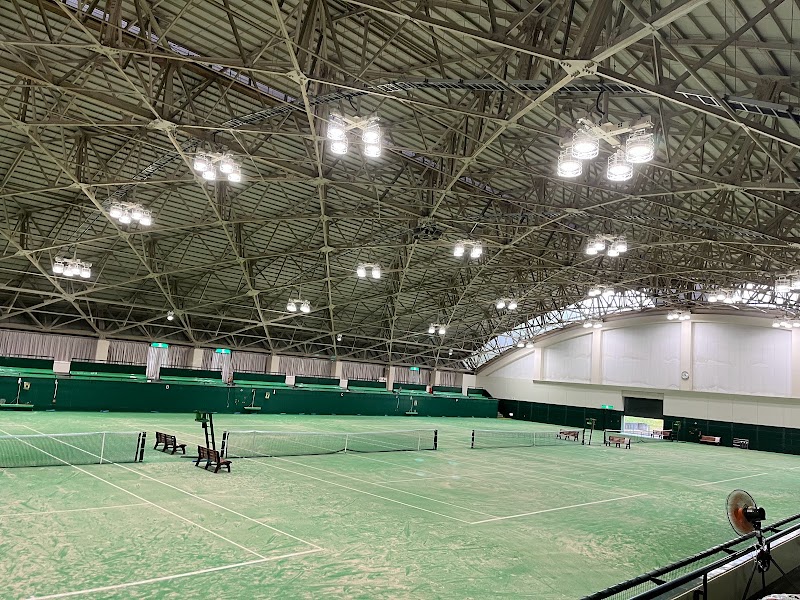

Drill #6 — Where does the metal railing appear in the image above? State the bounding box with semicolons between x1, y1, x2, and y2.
583;512;800;600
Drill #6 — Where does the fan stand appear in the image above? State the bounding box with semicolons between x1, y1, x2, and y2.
740;522;788;600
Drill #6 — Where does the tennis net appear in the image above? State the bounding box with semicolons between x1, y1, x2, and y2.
221;429;438;458
603;429;670;445
0;431;147;468
471;428;584;449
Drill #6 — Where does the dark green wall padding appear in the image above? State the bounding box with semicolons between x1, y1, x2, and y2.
664;415;800;455
498;399;623;432
70;361;147;375
0;373;497;418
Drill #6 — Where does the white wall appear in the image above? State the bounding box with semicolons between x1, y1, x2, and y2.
692;323;790;397
602;323;680;389
477;314;800;430
543;335;591;383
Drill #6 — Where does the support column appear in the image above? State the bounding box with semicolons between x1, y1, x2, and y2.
590;329;603;384
191;348;204;369
532;348;543;381
680;320;693;391
267;354;280;374
386;366;395;391
432;369;441;387
792;329;800;397
95;339;110;363
333;360;343;378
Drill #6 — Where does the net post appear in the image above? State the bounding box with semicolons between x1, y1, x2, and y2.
417;432;421;451
344;433;349;453
433;429;438;450
100;432;106;464
221;431;228;458
138;432;146;461
470;429;475;449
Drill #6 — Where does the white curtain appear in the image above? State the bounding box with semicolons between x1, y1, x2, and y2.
200;348;215;370
212;352;234;383
602;323;680;389
232;351;267;374
167;345;191;368
107;340;148;365
543;335;592;383
341;361;384;381
0;329;97;361
280;356;333;377
394;367;431;385
693;323;791;397
146;346;168;379
438;371;462;387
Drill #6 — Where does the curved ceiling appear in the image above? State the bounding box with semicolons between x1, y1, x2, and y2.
0;0;798;369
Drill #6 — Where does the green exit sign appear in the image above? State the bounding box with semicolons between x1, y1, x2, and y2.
215;348;231;354
151;342;169;348
601;404;614;410
409;366;420;372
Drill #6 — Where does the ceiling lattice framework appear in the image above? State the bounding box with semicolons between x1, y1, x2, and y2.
0;0;799;370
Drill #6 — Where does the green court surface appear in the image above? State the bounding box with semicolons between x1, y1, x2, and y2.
2;412;800;599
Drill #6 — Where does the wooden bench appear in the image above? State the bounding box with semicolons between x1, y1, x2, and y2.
153;431;187;455
606;435;631;449
733;438;750;449
652;429;672;440
195;446;231;473
699;435;721;445
557;430;580;442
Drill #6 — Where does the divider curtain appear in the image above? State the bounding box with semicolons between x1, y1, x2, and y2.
232;351;267;374
200;349;215;370
280;356;333;377
211;351;233;383
340;361;384;381
107;340;148;365
167;345;191;368
146;346;168;379
394;367;431;385
0;329;97;361
438;371;462;387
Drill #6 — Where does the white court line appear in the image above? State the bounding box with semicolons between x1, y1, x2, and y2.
470;493;649;525
27;548;323;599
0;427;270;560
242;456;474;524
140;421;491;521
692;473;769;487
17;425;322;551
0;503;148;519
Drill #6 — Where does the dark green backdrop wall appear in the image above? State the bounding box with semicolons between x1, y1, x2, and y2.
0;375;497;418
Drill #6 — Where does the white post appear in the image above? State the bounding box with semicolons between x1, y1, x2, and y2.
590;328;603;384
344;433;349;453
386;366;395;391
680;320;693;392
190;348;204;369
95;339;110;363
100;432;106;464
267;354;280;374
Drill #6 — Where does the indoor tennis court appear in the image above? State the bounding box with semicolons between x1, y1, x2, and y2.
3;412;800;599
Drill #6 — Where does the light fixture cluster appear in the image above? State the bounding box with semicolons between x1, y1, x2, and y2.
53;256;91;279
587;285;617;298
772;317;800;329
192;152;242;183
427;323;447;336
585;235;628;257
516;340;535;349
109;202;152;226
558;122;654;181
707;288;743;304
582;320;604;329
495;298;519;311
286;298;311;314
667;310;690;321
774;272;800;293
453;240;483;259
356;263;382;279
327;115;382;157
167;311;175;321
